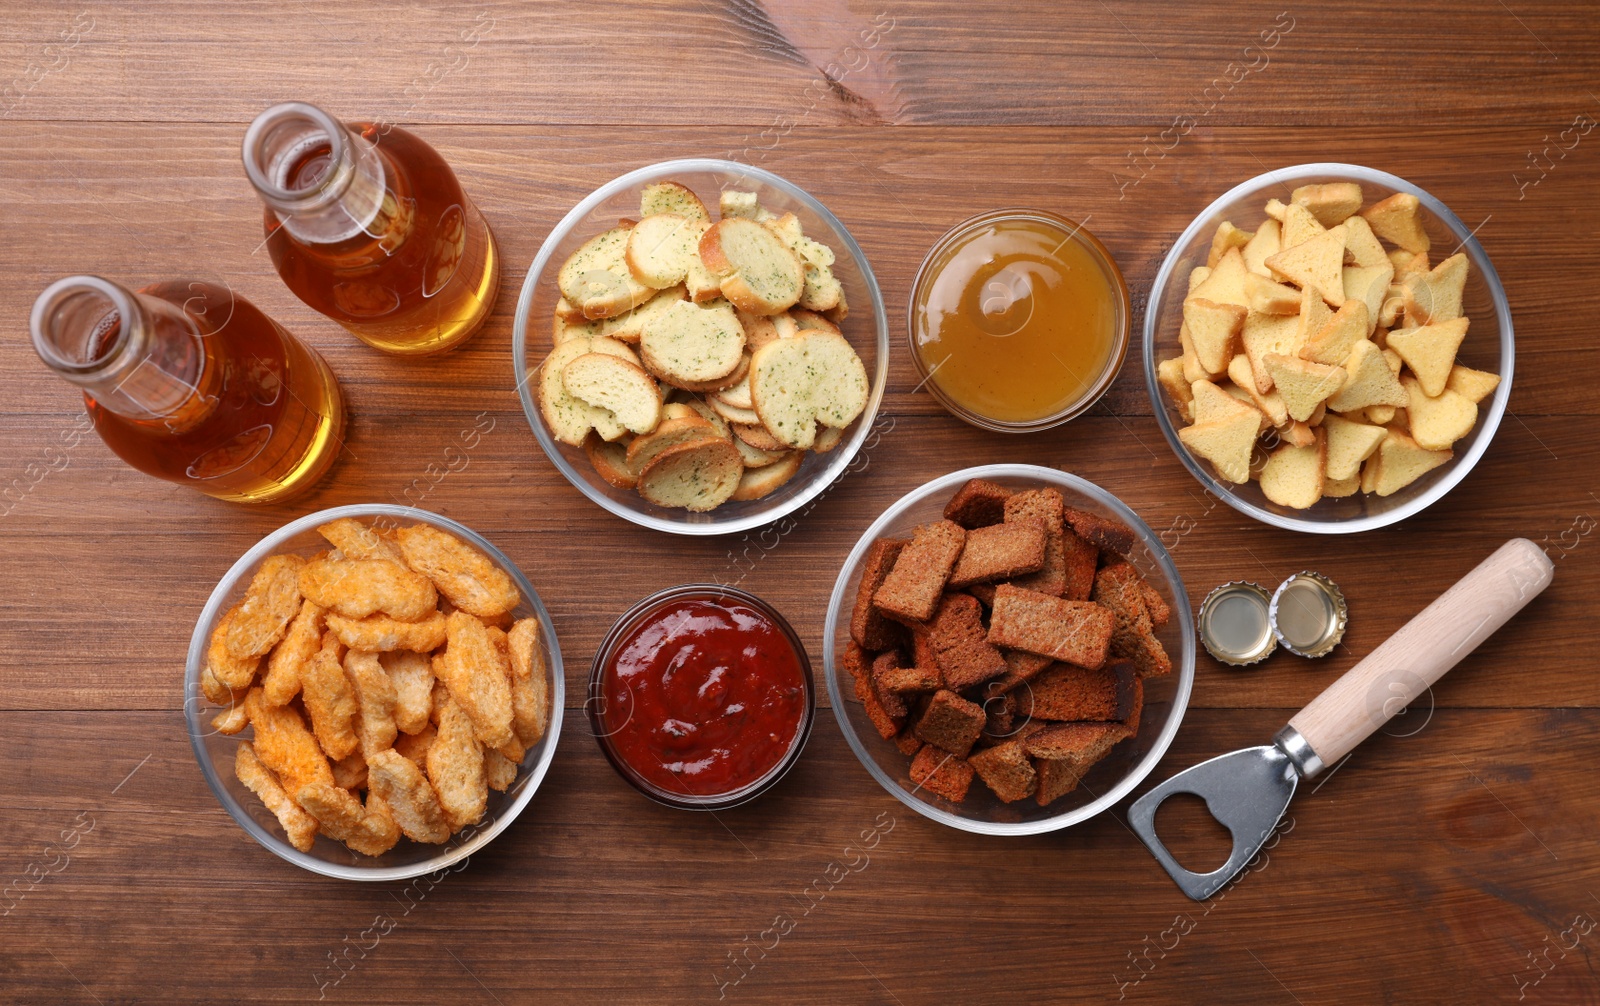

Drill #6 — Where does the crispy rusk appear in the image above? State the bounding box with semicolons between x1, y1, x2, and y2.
317;517;404;563
206;605;262;692
298;640;360;761
211;704;248;735
395;523;521;618
297;558;438;622
344;650;399;761
506;618;543;681
235;743;318;853
297;782;402;857
225;554;305;660
367;750;451;844
394;722;438;767
200;663;248;707
331;750;368;791
380;649;435;735
261;599;324;706
438;612;516;749
508;660;550;748
325;610;448;652
243;687;334;797
484;749;518;792
427;694;489;832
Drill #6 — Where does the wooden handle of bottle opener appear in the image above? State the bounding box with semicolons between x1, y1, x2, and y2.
1286;538;1553;768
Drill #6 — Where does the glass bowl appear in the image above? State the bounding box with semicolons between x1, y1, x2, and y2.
586;584;815;811
184;504;564;881
1143;163;1513;533
823;465;1195;835
907;208;1131;433
512;158;889;536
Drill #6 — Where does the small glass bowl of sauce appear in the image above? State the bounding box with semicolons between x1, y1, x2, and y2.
909;209;1130;432
588;584;815;810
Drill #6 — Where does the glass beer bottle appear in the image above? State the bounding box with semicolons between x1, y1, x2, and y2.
242;102;500;355
29;276;346;504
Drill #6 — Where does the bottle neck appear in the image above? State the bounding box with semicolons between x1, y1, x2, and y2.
242;101;386;245
30;276;206;422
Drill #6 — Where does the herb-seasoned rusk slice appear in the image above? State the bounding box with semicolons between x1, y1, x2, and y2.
625;215;706;288
562;352;662;436
719;189;761;220
790;308;841;335
731;450;803;501
635;437;744;512
736;309;781;351
1259;429;1326;509
538;338;626;445
812;424;844;453
639;298;746;386
557;227;659;319
731;431;787;468
584;433;637;488
749;330;869;450
699;218;805;314
710;394;762;426
640;180;710;222
597;285;686;343
625;415;716;470
668;351;749;394
1362;193;1430;254
553;308;602;345
714;362;754;410
676;396;733;441
1387;318;1469;397
732;421;786;452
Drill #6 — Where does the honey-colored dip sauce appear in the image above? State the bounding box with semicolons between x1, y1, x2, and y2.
913;216;1119;424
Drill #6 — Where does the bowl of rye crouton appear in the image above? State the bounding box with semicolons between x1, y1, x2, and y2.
185;505;563;880
825;466;1194;834
512;158;889;535
1144;163;1513;533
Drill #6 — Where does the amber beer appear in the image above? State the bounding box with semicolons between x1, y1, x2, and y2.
243;102;499;355
29;276;345;503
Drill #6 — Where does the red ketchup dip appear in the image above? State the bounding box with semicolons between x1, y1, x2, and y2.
600;594;809;799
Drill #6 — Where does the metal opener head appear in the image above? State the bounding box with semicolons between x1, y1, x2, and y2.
1128;742;1300;900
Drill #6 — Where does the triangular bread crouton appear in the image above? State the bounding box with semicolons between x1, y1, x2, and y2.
1361;192;1431;253
1189;247;1251;309
1343;264;1393;334
1387;318;1469;397
1340;215;1389;268
1389;248;1430;280
1242;218;1281;277
1259;427;1326;509
1208;221;1254;268
1178;407;1260;484
1264;354;1347;422
1191;378;1258;425
1241;310;1305;393
1323;472;1360;498
1294;284;1332;344
1301;300;1370;365
1382;346;1404;374
1266;224;1347;307
1188;266;1211;293
1182;297;1247;374
1362;404;1397;425
1245;272;1302;315
1320;413;1387;481
1224;385;1273;433
1279;418;1317;448
1402;252;1468;325
1445;364;1502;403
1264;197;1288;221
1228;353;1289;426
1157;358;1194;422
1372;429;1452;496
1402;376;1478;450
1179;324;1210;382
1292;182;1363;227
1281;202;1327;249
1326;339;1410;413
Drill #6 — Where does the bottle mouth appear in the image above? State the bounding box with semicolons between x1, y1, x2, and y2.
242;101;352;210
31;275;134;376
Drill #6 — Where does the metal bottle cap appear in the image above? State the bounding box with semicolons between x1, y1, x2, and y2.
1268;572;1348;658
1197;581;1276;666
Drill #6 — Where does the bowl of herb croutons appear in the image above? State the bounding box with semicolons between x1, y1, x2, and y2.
824;466;1194;835
513;159;889;535
1144;163;1512;533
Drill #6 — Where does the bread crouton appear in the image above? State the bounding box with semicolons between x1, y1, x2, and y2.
873;520;966;623
968;739;1038;803
943;478;1013;529
926;593;1008;690
1004;489;1073;597
1014;661;1140;722
851;538;909;651
868;652;910;720
909;744;975;802
947;519;1047;588
986;584;1115;669
1063;507;1135;556
911;689;986;758
877;661;942;695
984;649;1055;697
1091;563;1173;679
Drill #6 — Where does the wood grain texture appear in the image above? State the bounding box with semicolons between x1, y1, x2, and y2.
1;1;1598;1003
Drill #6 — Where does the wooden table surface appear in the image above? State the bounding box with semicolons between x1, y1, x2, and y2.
4;2;1599;1002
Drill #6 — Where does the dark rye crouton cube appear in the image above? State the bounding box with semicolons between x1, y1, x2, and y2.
1033;757;1088;805
912;688;986;758
851;538;910;651
984;649;1054;698
927;593;1007;690
1091;561;1173;678
968;739;1038;803
1122;674;1145;734
869;652;909;720
909;744;975;801
1013;661;1140;722
947;519;1047;588
910;627;940;674
1065;506;1137;555
893;730;924;756
986;584;1114;669
1025;722;1132;806
968;582;996;607
1004;489;1068;597
1058;528;1099;601
845;642;905;740
983;690;1018;737
873;521;966;623
943;478;1012;529
877;660;942;695
1140;580;1171;629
